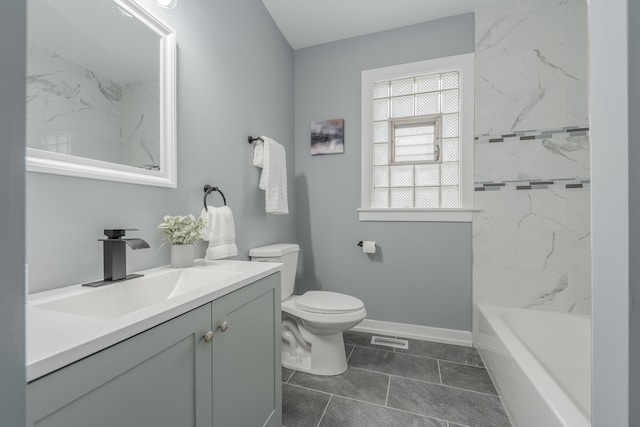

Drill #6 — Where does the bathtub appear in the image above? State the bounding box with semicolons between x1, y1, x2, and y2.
476;305;591;427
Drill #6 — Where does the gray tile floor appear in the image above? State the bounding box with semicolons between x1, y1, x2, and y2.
282;331;511;427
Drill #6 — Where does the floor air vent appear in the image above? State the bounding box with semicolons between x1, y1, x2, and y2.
370;336;409;349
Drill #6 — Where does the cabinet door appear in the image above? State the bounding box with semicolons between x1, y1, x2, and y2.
28;304;213;427
211;273;281;427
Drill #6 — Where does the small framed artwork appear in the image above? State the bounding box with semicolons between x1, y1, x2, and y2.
310;119;344;155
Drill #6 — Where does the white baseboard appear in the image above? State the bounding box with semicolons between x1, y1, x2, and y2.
351;318;473;347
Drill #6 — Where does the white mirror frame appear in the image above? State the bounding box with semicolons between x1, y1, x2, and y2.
26;0;177;188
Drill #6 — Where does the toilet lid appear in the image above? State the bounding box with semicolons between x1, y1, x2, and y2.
295;291;364;314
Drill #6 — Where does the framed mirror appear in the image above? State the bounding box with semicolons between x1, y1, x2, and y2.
26;0;177;187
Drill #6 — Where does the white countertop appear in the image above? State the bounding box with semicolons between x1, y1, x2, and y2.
27;259;281;382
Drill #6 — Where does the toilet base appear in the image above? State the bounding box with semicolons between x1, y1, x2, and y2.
281;330;348;376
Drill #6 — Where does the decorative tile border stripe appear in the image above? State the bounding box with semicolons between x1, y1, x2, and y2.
474;126;589;144
474;178;590;192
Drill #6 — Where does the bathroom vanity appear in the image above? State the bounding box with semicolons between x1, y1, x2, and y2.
26;260;282;427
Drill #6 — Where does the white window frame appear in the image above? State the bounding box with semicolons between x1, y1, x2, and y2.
359;53;476;222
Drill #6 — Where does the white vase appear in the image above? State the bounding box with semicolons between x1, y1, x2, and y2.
171;244;194;268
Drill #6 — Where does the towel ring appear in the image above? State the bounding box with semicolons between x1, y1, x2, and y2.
203;185;227;211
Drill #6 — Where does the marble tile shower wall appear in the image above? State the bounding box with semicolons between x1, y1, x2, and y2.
473;0;591;315
26;44;159;168
120;81;161;169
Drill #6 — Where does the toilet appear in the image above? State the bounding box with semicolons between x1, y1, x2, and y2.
249;243;366;376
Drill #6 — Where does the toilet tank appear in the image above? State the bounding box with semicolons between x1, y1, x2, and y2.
249;243;299;300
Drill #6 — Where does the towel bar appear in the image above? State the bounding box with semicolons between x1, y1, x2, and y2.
203;185;227;211
248;136;264;144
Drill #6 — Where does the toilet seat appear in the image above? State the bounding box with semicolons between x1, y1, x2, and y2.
281;296;367;328
295;291;364;314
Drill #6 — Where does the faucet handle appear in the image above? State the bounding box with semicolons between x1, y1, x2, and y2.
104;229;138;239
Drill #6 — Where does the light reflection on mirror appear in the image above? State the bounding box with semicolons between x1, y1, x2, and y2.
26;0;176;185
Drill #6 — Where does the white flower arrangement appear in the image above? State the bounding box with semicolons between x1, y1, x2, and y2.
158;214;205;246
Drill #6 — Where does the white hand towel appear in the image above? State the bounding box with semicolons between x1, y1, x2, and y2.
254;136;288;214
253;139;264;167
199;206;238;259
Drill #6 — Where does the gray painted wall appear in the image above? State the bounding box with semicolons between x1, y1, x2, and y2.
629;0;639;423
0;1;26;425
590;0;630;424
293;15;474;331
26;0;295;293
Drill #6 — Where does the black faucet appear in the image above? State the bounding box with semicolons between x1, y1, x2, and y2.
82;229;150;287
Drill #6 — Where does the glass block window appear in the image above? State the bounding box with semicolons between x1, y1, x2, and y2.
360;54;474;222
371;71;461;209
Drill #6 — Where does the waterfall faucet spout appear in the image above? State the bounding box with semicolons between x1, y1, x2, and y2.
122;238;151;250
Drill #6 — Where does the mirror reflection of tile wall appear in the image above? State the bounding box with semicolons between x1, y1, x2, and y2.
26;44;160;169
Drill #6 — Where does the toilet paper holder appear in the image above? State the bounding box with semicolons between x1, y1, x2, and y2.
356;241;376;248
357;241;377;254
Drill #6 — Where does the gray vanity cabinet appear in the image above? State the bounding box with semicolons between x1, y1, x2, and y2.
211;272;281;427
27;303;214;427
27;273;281;427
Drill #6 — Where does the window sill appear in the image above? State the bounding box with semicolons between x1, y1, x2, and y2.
357;208;480;222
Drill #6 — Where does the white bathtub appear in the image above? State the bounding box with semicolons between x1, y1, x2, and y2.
476;305;591;427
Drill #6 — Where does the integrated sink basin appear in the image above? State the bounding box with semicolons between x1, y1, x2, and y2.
35;267;241;319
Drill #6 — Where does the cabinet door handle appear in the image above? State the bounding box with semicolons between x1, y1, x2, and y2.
203;322;228;343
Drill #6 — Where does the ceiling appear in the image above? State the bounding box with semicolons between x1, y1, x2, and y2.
262;0;514;50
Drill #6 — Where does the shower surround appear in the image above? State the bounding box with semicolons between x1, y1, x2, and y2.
473;0;591;316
